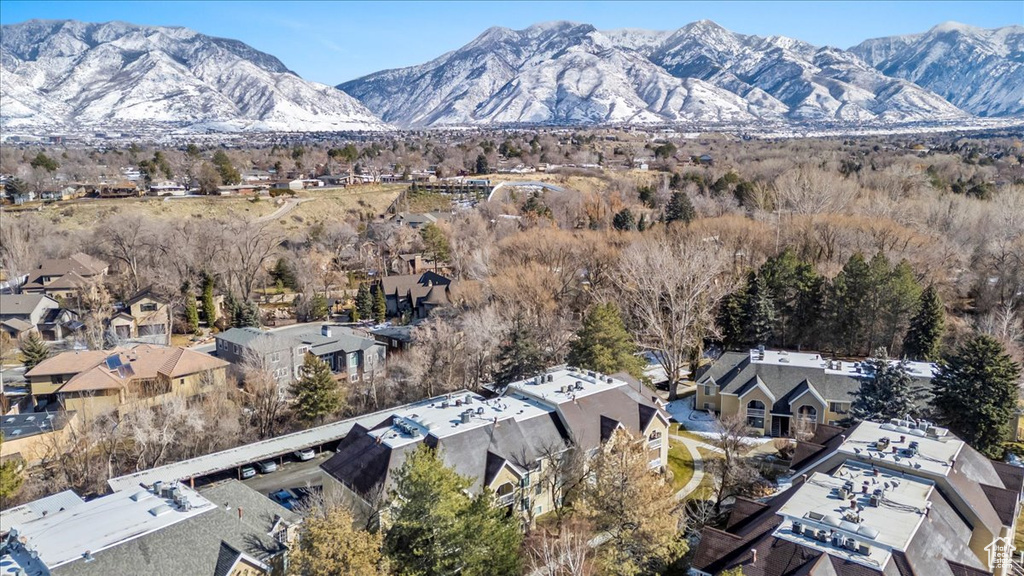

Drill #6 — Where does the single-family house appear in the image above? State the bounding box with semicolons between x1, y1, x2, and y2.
378;271;458;318
271;180;303;192
0;411;79;465
24;345;230;414
97;181;142;198
21;253;108;300
107;287;172;346
0;294;77;341
40;186;86;202
148;180;186;196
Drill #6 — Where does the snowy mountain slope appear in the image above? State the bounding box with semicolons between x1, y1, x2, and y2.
338;21;790;127
649;20;965;123
340;20;973;127
0;19;389;132
851;22;1024;117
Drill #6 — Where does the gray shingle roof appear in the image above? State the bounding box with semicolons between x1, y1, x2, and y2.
700;352;932;414
0;293;54;316
50;480;297;576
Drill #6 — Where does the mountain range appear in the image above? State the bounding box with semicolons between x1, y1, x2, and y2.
2;18;1022;133
0;20;388;132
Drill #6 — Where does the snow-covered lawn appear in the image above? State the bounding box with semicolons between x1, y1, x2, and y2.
666;396;773;446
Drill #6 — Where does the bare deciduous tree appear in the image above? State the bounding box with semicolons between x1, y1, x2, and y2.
614;232;731;400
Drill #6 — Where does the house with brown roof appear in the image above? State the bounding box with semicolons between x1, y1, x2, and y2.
377;271;475;319
24;345;229;415
21;253;108;301
691;419;1023;576
96;181;142;198
107;287;172;346
320;367;669;524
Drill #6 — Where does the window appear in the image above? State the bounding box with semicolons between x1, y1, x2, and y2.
534;505;543;516
704;384;715;397
829;402;849;414
521;473;531;488
649;457;662;469
746;400;766;429
798;405;818;423
535;484;542;496
703;402;712;411
179;378;185;385
140;303;158;312
648;431;663;450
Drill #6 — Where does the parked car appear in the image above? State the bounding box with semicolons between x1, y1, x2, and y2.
240;466;256;479
270;489;298;510
256;460;278;474
294;448;316;461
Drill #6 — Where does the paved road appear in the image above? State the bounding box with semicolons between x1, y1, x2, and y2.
241;451;333;495
487;180;569;203
256;197;311;223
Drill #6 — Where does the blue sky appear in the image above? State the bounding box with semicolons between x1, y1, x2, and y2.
1;1;1020;84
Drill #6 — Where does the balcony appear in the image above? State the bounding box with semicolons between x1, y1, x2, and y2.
496;493;515;507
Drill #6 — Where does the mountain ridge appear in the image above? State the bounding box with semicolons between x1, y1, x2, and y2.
0;19;390;132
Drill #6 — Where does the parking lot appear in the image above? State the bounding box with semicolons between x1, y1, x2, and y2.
240;450;333;496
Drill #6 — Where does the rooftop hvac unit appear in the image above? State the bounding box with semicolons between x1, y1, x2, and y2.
546;374;554;382
831;533;844;547
464;395;473;404
460;411;471;424
869;495;880;507
858;543;871;555
844;538;858;551
441;401;450;408
575;381;583;390
792;521;803;535
816;530;829;542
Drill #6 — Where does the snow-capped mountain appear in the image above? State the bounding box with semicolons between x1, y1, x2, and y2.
339;20;972;128
851;22;1024;117
0;20;389;132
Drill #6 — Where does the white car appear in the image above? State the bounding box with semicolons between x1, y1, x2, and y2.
240;466;256;479
294;448;316;461
256;460;278;474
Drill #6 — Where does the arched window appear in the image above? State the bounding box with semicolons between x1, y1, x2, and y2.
798;405;818;423
746;400;766;429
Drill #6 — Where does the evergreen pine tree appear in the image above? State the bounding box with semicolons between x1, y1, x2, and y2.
201;272;217;327
932;334;1021;459
494;322;546;387
716;290;748;350
902;285;945;361
475;154;489;175
744;273;775;346
356;284;373;321
850;350;921;422
20;332;51;371
384;445;522;576
612;208;636;231
271;258;297;290
373;286;387;323
827;253;872;355
0;434;23;508
233;299;261;328
567;303;646;380
182;282;200;335
759;248;823;349
308;294;329;321
664;191;696;225
881;259;921;353
290;353;343;424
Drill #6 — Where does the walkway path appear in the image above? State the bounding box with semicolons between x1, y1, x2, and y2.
672;434;711;500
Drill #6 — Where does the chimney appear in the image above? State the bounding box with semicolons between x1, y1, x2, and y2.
322;325;332;338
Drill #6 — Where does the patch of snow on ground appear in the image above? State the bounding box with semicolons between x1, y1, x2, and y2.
666;396;773;446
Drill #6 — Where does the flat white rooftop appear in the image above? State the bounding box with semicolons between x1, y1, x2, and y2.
4;483;215;569
505;367;629;405
749;349;938;379
775;461;934;569
834;419;964;477
370;392;554;448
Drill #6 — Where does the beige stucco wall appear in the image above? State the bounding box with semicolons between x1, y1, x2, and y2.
696;382;720;412
738;387;773;435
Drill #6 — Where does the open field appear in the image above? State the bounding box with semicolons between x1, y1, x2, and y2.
0;184;407;228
